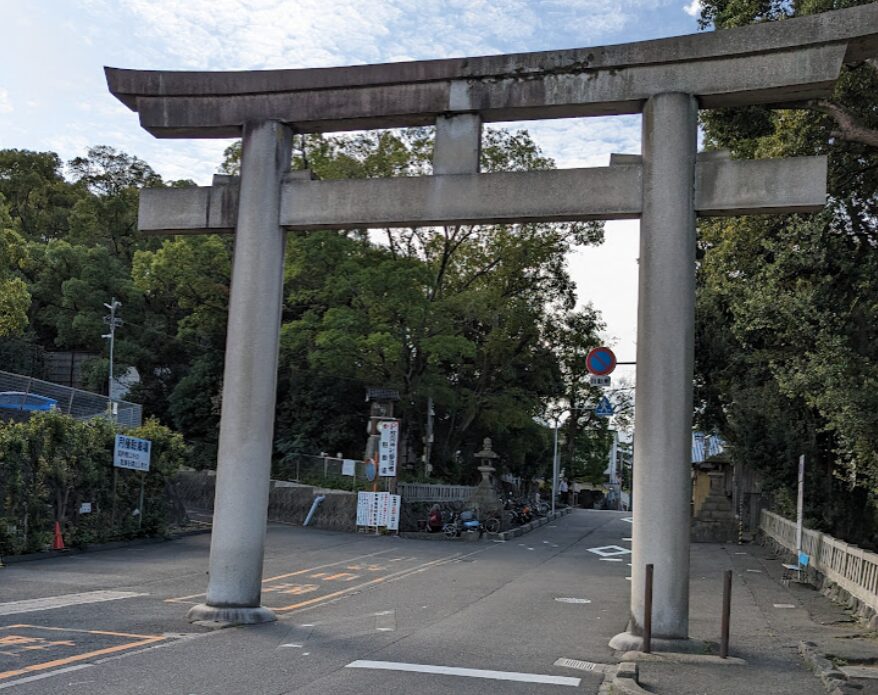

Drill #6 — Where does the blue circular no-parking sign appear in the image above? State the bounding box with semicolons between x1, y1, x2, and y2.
586;347;617;376
364;460;377;482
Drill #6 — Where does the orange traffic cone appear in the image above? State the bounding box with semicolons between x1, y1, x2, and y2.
52;521;65;550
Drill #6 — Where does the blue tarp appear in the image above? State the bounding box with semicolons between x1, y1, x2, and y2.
0;391;58;411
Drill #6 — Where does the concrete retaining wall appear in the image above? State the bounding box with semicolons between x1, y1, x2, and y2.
173;471;357;532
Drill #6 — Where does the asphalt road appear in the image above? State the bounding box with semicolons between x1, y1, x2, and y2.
0;509;633;694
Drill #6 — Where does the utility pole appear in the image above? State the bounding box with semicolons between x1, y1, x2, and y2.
423;396;434;477
551;417;560;514
102;298;123;420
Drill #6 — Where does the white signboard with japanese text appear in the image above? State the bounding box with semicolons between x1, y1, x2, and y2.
378;420;400;477
386;494;401;531
356;491;372;526
113;434;152;472
356;491;398;529
375;491;389;526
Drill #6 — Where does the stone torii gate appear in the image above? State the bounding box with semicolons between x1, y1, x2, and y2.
107;3;878;645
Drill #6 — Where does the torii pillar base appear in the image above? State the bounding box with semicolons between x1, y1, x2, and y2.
609;631;710;654
187;604;276;629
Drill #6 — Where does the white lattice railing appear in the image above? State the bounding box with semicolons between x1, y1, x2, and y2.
760;509;878;612
397;483;476;503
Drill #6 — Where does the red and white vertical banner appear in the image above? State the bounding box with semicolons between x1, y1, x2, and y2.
376;492;390;526
378;420;400;477
386;494;401;531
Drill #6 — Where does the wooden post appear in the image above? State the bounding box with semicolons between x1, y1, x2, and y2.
720;569;732;658
643;563;654;653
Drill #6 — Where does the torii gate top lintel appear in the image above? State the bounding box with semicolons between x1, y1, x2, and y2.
106;3;878;138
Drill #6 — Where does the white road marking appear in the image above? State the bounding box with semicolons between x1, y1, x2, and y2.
600;558;623;563
555;598;591;604
587;545;631;557
346;660;581;687
621;517;633;524
0;664;92;690
773;603;796;609
0;590;147;616
280;643;303;648
622;537;632;541
745;569;762;573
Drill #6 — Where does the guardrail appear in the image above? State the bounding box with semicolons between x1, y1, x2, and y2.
760;509;878;613
397;483;476;503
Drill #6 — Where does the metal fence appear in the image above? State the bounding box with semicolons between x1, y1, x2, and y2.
0;370;142;427
760;509;878;613
397;482;477;502
276;452;370;490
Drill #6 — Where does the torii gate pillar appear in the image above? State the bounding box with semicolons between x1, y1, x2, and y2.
187;120;292;626
611;93;698;647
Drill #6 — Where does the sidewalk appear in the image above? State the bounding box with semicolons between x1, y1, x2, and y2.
631;541;877;694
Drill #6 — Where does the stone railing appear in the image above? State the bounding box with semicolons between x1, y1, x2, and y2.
760;509;878;613
397;483;476;503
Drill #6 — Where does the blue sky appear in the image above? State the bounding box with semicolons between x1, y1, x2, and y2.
0;0;705;372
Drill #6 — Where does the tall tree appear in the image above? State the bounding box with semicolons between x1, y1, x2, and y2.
695;0;878;543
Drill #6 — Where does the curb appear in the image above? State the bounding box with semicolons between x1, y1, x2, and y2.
497;507;572;541
0;526;211;566
598;662;649;694
799;641;855;695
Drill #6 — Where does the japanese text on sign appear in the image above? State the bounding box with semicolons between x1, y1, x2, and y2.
356;491;400;530
378;420;400;477
114;434;152;472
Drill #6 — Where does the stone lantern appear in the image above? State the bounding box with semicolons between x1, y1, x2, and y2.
471;438;502;518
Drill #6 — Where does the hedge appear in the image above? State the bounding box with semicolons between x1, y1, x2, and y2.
0;411;188;555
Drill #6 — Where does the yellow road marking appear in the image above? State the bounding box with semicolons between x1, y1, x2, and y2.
166;549;392;604
271;553;467;613
0;625;164;682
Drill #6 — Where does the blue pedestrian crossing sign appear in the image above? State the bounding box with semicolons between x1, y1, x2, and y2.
595;396;614;417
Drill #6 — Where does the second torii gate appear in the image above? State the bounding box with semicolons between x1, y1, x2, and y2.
106;3;877;648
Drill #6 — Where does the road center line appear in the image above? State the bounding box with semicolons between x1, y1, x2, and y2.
346;660;581;687
0;591;147;616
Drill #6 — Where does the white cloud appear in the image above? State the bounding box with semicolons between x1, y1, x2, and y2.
0;89;12;113
683;0;702;18
112;0;677;71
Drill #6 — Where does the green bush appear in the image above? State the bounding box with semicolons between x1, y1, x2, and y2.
0;412;188;555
